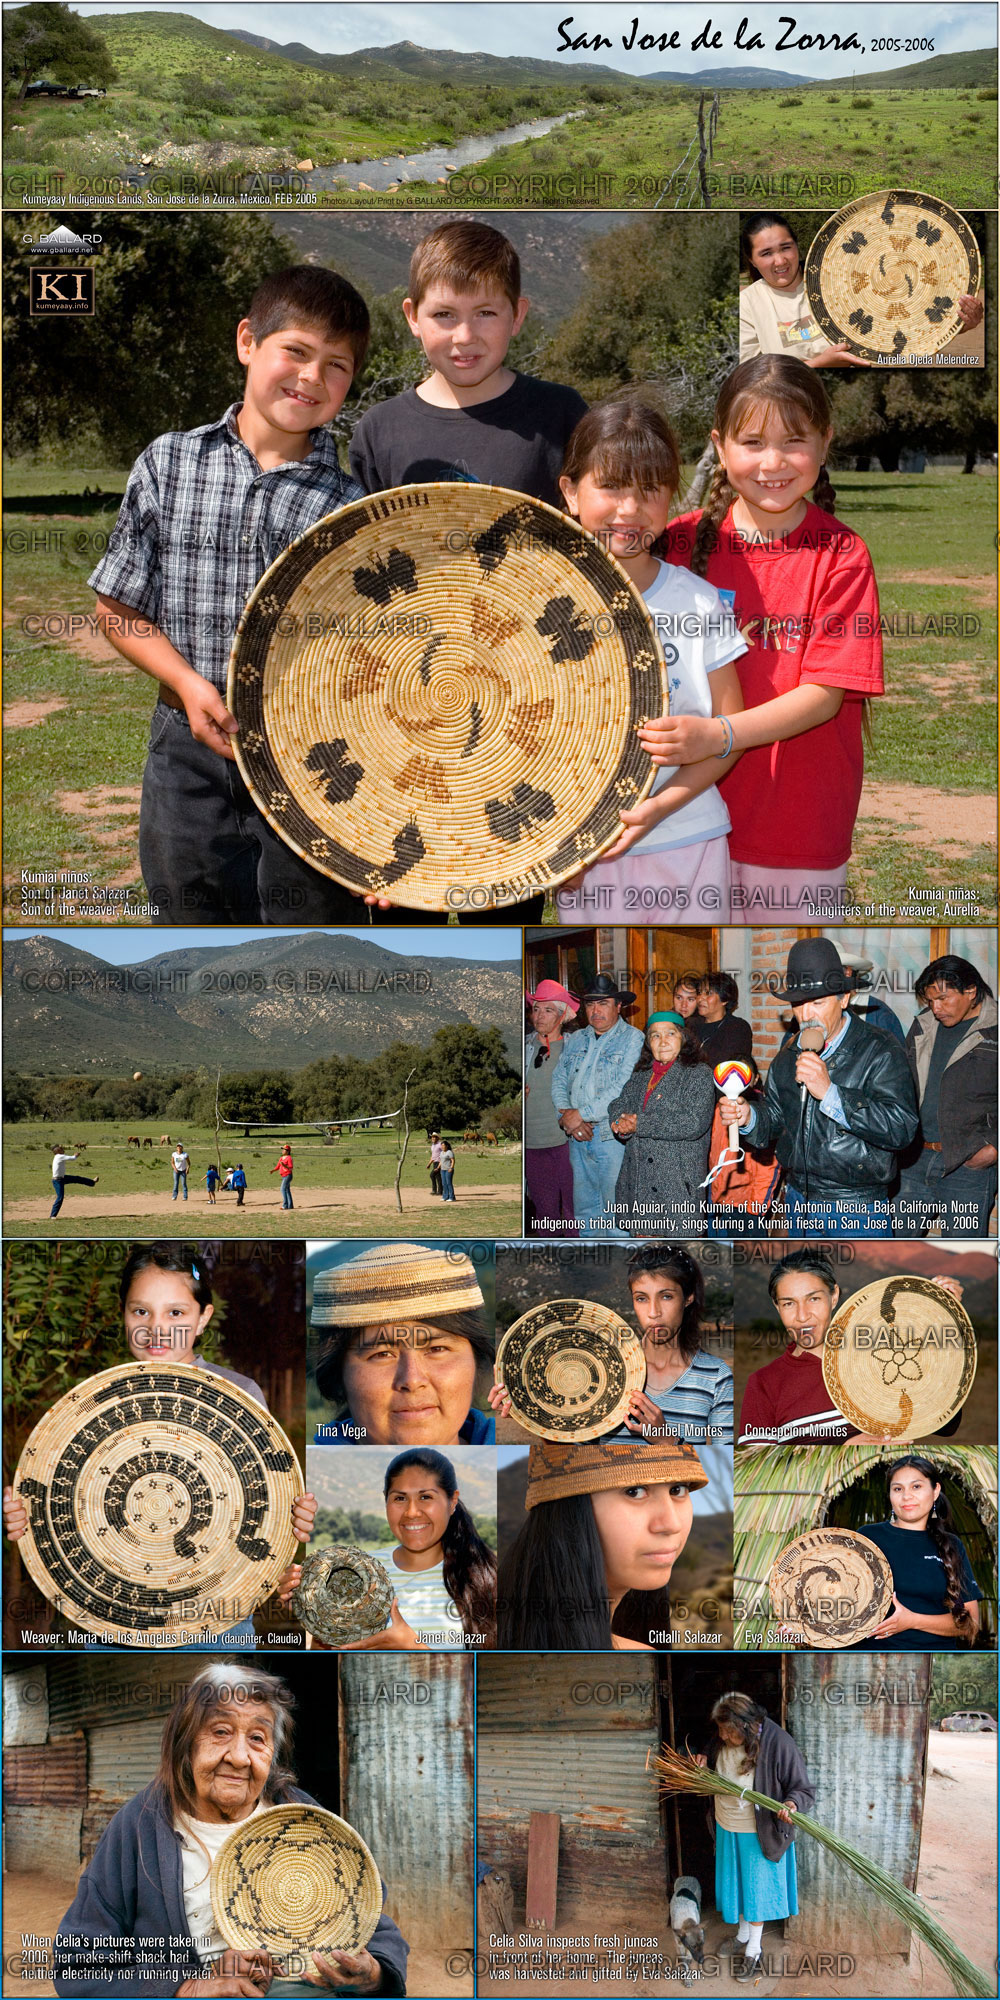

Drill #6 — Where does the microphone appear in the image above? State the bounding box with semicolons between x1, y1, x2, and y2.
797;1022;826;1109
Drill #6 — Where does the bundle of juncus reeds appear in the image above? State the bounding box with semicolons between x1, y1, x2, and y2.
648;1745;991;1999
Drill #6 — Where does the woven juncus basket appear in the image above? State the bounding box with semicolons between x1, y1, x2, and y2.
212;1803;382;1963
12;1361;303;1641
496;1299;646;1442
768;1526;893;1649
804;189;982;361
227;485;665;912
823;1275;977;1440
290;1544;394;1647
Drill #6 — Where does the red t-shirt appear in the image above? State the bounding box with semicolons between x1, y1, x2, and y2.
665;503;883;868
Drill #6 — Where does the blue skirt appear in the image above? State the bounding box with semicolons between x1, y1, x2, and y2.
716;1827;798;1923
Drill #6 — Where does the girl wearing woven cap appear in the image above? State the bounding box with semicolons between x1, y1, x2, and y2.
311;1242;495;1446
53;1661;409;1998
284;1446;496;1650
692;1690;814;1984
3;1244;316;1648
525;979;580;1234
607;1013;715;1234
498;1437;707;1648
558;395;748;922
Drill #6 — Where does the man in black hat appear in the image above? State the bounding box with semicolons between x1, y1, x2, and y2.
732;938;919;1235
551;973;644;1235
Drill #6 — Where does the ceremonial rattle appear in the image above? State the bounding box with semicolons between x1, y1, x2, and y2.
714;1059;754;1163
700;1059;754;1189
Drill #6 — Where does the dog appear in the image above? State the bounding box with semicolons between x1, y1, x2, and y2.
670;1876;705;1978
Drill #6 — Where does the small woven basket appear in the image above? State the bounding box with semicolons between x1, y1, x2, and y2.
496;1299;646;1441
290;1544;394;1647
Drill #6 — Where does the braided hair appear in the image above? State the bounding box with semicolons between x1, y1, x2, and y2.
690;356;837;579
886;1455;976;1641
384;1448;496;1646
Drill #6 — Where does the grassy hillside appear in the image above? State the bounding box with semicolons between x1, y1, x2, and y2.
6;9;637;178
824;46;997;90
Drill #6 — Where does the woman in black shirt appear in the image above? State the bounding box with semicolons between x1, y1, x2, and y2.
851;1454;982;1652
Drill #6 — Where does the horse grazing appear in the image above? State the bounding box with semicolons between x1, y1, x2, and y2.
142;1136;153;1148
484;1130;498;1147
127;1136;141;1150
159;1134;171;1145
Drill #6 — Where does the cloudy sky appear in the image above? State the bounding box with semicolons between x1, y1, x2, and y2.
13;1;995;80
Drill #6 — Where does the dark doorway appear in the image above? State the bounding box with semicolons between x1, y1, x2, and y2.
658;1657;784;1907
280;1660;340;1812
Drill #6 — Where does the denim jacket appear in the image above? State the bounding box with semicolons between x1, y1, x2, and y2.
551;1018;644;1138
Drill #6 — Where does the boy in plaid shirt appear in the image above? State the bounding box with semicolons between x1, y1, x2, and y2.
90;265;426;924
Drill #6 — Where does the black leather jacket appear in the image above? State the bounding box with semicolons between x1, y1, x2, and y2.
746;1013;919;1199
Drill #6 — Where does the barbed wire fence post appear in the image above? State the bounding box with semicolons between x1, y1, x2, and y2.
654;90;721;210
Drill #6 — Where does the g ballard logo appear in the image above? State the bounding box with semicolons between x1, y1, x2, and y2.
22;225;102;254
30;268;94;315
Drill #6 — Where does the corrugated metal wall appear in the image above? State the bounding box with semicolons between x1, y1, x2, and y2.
477;1655;665;1934
784;1653;930;1953
5;1805;83;1879
3;1665;49;1745
6;1739;86;1805
47;1657;207;1735
340;1655;473;1956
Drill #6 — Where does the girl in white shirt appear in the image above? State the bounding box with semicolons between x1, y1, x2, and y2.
559;396;747;922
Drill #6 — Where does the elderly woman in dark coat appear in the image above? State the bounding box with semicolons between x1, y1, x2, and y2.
696;1689;815;1984
608;1012;715;1235
54;1661;408;1998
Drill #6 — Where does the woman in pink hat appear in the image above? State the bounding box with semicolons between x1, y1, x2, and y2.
525;979;580;1235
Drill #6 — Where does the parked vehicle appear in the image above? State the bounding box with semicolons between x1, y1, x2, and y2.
939;1711;997;1733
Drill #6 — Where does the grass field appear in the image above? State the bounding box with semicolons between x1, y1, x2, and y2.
4;460;993;924
469;85;996;208
4;60;993;204
2;1120;522;1238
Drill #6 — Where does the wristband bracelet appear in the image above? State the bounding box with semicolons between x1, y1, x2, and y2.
716;714;735;758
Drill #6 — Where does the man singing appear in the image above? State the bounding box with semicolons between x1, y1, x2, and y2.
733;938;918;1236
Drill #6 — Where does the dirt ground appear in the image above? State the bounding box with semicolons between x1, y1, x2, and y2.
4;1182;516;1224
857;785;997;859
1;1875;471;1999
477;1731;996;1998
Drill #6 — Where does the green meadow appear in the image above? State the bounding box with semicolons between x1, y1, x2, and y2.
2;1119;522;1238
468;85;997;209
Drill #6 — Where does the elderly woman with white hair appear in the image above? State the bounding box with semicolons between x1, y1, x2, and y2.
53;1661;409;1998
525;978;580;1233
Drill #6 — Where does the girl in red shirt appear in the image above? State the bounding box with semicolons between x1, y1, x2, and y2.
643;356;884;918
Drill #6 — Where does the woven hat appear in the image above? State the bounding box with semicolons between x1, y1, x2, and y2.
525;1436;708;1509
768;1526;892;1648
227;484;665;913
804;190;982;361
823;1276;976;1439
312;1242;485;1328
212;1803;381;1965
497;1299;646;1442
12;1361;303;1642
290;1544;394;1646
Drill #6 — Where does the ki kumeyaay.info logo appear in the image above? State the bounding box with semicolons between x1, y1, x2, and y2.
24;225;101;315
